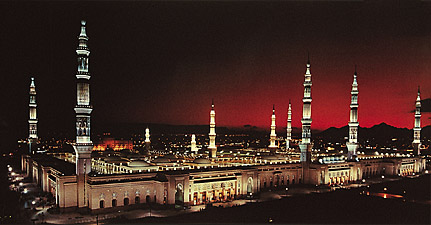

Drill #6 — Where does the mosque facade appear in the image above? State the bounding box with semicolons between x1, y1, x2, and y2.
21;21;426;211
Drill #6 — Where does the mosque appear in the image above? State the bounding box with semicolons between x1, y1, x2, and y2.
21;21;426;211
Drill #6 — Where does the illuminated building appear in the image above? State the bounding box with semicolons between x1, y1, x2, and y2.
346;67;359;160
413;86;421;155
208;100;217;158
28;77;38;154
268;105;277;151
286;100;292;150
93;137;133;151
73;20;93;208
299;55;312;165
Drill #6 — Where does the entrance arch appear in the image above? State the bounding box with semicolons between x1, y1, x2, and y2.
247;177;253;195
174;183;184;209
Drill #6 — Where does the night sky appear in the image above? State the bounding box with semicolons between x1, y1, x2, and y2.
1;1;431;144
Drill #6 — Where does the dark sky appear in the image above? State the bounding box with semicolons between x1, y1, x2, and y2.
1;1;431;143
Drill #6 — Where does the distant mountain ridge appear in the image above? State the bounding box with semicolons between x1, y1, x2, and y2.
93;122;430;142
317;122;431;143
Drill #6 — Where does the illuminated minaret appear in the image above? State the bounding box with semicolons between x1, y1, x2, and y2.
28;77;38;154
299;55;313;164
191;134;197;154
346;67;359;160
73;20;92;208
208;100;217;158
413;86;421;155
286;100;292;150
269;105;277;151
145;127;151;151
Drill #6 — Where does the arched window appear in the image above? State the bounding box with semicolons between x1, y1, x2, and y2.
124;198;129;206
99;200;104;209
112;199;117;207
135;196;140;204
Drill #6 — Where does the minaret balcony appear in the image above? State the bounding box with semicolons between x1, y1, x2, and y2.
76;74;91;80
74;107;93;114
301;118;312;123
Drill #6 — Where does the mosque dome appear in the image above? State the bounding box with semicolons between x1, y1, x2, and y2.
193;158;211;164
261;155;279;161
164;154;178;160
127;153;143;160
105;156;129;163
105;155;121;161
128;160;150;167
152;157;170;163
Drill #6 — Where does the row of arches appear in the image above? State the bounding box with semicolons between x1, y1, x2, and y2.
261;174;298;189
99;195;154;209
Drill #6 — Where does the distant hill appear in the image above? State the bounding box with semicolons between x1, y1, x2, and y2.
316;122;431;144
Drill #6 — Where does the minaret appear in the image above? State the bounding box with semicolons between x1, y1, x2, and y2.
191;134;197;155
145;127;151;151
413;86;421;155
286;100;292;150
28;77;38;154
73;20;92;208
347;67;359;161
299;55;313;165
268;105;277;152
208;100;217;158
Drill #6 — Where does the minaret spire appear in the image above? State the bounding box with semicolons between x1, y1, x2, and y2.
191;134;198;155
299;55;313;165
269;105;277;152
286;100;292;150
73;20;93;208
208;100;217;158
413;86;422;155
347;67;359;161
145;127;151;151
28;77;38;154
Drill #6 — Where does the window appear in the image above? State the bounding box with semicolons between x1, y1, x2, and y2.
99;200;104;209
112;199;117;207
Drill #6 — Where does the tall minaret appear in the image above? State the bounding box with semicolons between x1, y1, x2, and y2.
208;100;217;158
269;105;277;152
299;55;313;165
346;67;359;160
286;100;292;150
73;20;92;208
413;86;421;155
191;134;197;155
28;77;38;154
145;127;151;151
